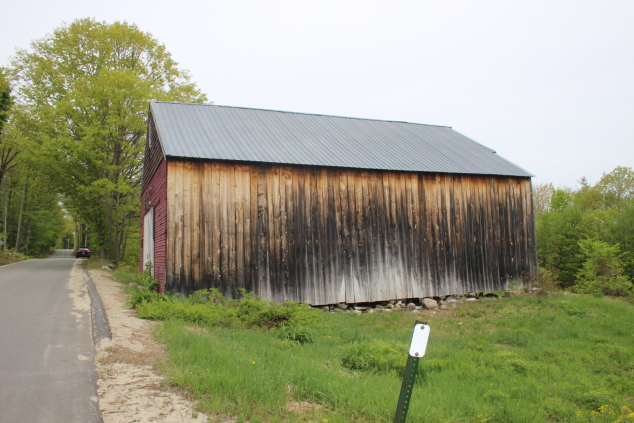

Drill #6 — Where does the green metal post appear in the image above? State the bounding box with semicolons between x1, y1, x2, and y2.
394;321;430;423
393;354;420;423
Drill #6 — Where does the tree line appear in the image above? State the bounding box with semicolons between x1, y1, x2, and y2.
534;167;634;296
0;71;66;255
1;18;207;261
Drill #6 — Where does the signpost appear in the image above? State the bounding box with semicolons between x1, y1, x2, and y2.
394;321;430;423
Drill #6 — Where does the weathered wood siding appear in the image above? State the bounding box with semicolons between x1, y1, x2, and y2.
166;159;537;304
140;158;168;290
140;114;169;287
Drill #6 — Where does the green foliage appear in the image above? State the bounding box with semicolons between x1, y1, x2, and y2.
235;291;316;328
125;288;176;310
1;166;66;256
132;284;317;331
8;18;207;261
0;70;12;134
537;188;585;287
536;167;634;295
573;240;633;296
124;261;165;308
153;293;634;422
339;340;408;376
0;249;28;266
120;237;140;268
276;323;314;345
141;261;159;291
110;269;139;285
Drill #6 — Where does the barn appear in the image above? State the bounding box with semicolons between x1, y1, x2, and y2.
140;101;537;305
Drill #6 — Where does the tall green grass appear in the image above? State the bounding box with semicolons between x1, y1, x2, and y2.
148;294;634;423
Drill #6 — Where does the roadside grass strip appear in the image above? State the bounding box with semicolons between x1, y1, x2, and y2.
132;289;634;423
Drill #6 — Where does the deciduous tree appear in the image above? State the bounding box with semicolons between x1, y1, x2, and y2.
9;18;207;260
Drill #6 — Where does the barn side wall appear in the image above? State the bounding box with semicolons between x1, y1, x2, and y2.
165;159;537;304
140;158;168;291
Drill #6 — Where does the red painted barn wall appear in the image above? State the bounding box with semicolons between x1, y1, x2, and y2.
140;158;168;292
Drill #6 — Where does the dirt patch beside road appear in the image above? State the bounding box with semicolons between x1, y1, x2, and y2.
87;266;210;422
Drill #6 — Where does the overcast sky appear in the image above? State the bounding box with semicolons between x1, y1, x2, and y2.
2;0;632;188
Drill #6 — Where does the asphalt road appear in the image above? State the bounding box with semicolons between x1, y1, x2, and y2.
0;250;102;423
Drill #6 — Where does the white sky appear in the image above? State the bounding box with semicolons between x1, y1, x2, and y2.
2;0;633;188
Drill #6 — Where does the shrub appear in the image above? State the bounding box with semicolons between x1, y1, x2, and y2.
573;240;633;297
340;340;409;376
133;287;317;330
126;289;176;309
140;261;159;292
537;267;561;292
276;324;314;344
236;293;315;328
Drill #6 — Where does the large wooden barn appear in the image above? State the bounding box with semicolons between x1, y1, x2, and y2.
140;101;537;305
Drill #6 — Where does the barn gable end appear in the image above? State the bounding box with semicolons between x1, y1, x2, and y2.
140;112;168;290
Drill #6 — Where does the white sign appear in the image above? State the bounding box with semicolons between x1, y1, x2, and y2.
408;323;430;357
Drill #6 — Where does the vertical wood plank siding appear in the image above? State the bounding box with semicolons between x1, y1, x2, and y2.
140;114;168;289
140;158;168;290
166;159;537;304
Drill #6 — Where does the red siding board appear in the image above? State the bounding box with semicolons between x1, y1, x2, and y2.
140;158;168;292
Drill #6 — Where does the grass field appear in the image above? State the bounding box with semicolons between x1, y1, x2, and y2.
126;290;634;423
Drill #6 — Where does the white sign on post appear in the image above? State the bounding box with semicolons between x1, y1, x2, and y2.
408;323;431;357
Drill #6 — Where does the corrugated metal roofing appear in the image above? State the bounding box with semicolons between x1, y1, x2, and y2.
149;101;533;177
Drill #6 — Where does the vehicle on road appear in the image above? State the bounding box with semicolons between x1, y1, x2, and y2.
76;247;91;258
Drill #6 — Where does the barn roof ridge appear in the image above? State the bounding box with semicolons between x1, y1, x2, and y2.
148;101;534;178
150;100;453;129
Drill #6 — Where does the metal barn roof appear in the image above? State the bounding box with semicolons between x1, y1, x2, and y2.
149;101;533;177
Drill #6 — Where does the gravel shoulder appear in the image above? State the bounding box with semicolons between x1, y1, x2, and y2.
87;266;210;423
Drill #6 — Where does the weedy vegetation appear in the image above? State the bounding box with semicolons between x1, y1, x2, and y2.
0;249;29;266
105;267;634;423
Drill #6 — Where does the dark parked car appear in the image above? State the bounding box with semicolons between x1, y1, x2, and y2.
76;247;91;258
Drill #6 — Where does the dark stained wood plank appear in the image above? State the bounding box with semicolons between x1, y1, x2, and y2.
242;164;253;292
290;166;302;301
234;164;245;292
418;173;431;296
191;162;202;289
182;161;192;293
323;169;337;304
332;170;346;304
278;166;290;301
372;172;387;300
211;161;222;288
165;161;177;289
316;168;329;306
218;162;230;297
247;164;258;294
201;162;213;284
309;169;322;304
359;171;372;301
283;166;297;301
266;166;280;301
256;166;270;298
338;170;353;302
408;172;422;298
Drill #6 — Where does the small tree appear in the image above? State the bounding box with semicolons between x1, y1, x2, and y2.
573;239;633;296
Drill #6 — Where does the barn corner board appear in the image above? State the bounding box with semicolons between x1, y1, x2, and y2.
140;101;537;305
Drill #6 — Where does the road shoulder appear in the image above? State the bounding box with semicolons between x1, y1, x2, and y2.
87;267;210;422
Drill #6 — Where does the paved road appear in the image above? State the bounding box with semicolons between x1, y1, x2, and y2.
0;250;101;423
